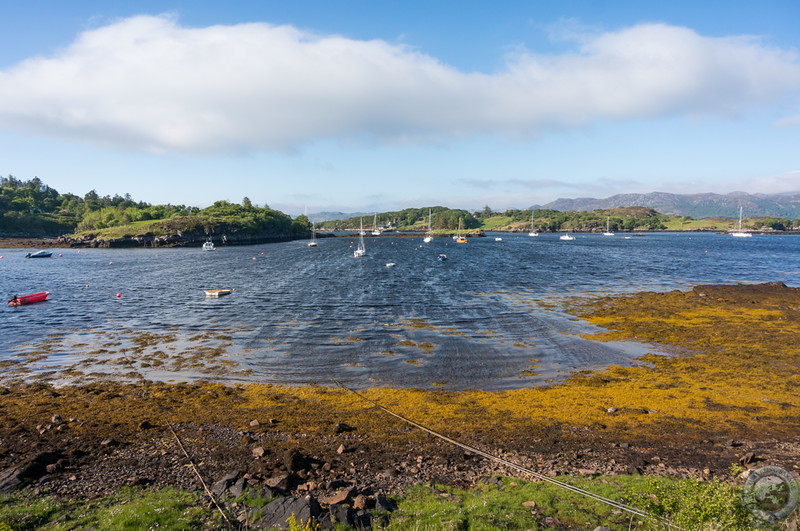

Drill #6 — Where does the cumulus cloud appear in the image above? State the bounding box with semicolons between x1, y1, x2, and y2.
0;14;799;154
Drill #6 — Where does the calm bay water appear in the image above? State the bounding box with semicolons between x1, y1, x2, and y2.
1;232;798;390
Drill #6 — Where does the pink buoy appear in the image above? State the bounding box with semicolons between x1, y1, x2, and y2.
252;257;257;260
108;261;113;265
59;253;63;257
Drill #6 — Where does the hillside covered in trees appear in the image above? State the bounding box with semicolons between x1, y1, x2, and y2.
0;176;310;245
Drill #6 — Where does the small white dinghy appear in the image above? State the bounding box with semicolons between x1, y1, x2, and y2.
204;288;235;297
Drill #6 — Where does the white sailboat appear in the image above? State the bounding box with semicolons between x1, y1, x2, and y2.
423;210;433;243
730;206;752;238
307;222;318;247
371;213;381;236
455;219;467;243
354;219;366;257
528;211;539;237
603;216;615;236
559;233;575;241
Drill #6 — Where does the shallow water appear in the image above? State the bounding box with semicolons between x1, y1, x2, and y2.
1;232;797;389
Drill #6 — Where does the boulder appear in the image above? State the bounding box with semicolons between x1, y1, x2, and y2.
249;495;322;530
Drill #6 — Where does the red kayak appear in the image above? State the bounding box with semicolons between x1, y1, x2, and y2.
8;292;49;306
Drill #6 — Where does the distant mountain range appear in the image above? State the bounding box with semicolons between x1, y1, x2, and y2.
531;191;800;219
307;211;373;223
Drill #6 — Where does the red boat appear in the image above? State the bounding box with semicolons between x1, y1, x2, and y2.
8;292;50;306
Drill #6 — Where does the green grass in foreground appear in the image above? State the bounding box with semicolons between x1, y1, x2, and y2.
0;487;215;530
0;474;795;530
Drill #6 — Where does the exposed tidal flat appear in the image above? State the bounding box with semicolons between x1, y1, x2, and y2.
1;233;799;527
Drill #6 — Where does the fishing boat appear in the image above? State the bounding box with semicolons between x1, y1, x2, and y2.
25;250;52;258
8;292;49;306
204;289;234;297
603;216;615;236
307;223;318;247
730;206;752;238
354;219;366;257
437;254;448;261
528;211;539;237
559;234;575;241
202;240;215;251
423;210;433;243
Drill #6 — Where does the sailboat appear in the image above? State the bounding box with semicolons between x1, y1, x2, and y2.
455;219;467;243
354;219;366;257
528;211;539;237
371;213;381;236
603;216;615;236
730;206;752;238
423;210;433;243
307;222;318;247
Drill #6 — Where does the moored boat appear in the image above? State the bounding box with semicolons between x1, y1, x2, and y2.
204;289;234;297
25;250;52;258
8;291;49;306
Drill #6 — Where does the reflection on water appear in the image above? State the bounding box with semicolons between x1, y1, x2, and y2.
2;233;797;389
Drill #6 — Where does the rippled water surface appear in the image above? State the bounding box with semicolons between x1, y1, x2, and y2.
2;233;797;389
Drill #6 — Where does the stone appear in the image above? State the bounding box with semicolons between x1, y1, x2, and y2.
352;494;368;511
265;473;291;491
138;420;154;431
738;452;756;465
336;444;346;455
50;415;63;425
286;451;310;473
211;471;240;498
229;477;247;498
100;438;118;447
375;494;397;513
249;419;260;427
250;495;322;530
522;500;537;507
606;407;617;414
0;452;63;493
334;422;354;434
252;447;266;458
328;503;353;526
320;487;356;506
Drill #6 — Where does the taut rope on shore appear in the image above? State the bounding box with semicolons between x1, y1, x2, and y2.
332;379;680;529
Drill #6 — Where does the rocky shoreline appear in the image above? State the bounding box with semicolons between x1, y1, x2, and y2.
1;381;796;529
1;282;799;528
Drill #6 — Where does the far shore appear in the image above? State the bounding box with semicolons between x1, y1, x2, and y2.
1;229;798;249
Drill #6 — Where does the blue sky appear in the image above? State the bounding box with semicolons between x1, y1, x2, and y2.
1;1;799;215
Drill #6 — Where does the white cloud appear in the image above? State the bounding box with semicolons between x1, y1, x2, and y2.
0;15;799;154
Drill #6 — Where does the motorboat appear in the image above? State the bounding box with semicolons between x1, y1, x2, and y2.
8;291;49;306
25;250;52;258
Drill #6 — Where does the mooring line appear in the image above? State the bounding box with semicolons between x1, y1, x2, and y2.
167;422;234;529
332;379;680;529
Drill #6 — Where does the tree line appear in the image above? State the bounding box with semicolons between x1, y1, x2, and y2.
0;176;309;237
